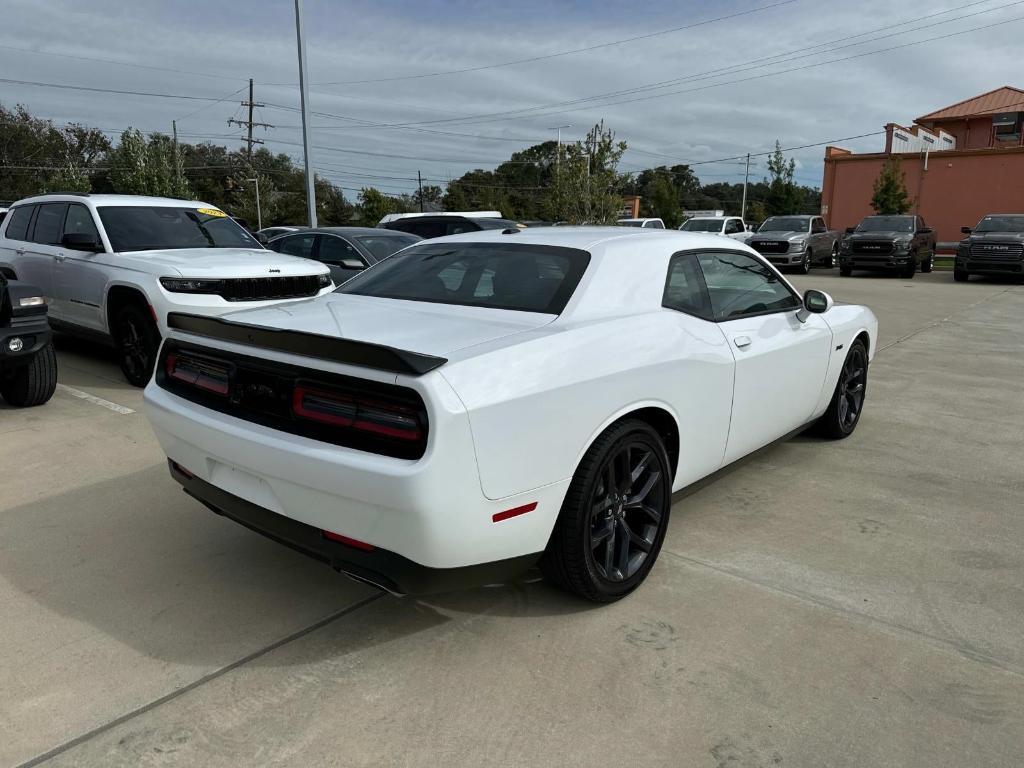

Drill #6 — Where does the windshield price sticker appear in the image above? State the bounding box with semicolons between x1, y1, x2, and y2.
196;207;227;218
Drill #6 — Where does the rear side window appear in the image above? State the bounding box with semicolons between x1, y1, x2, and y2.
4;205;34;241
275;233;315;258
341;242;590;314
32;203;68;245
64;204;100;240
663;253;712;319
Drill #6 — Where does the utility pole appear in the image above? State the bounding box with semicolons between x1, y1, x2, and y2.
417;170;424;212
248;177;262;230
228;79;274;159
294;0;317;227
549;124;572;174
740;152;751;221
172;120;178;152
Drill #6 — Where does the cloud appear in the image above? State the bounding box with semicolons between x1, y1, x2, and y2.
1;0;1022;196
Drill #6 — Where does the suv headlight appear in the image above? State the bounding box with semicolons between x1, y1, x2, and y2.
160;277;224;294
18;296;47;307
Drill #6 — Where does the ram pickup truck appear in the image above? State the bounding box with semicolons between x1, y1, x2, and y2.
838;215;936;278
748;215;840;273
955;214;1024;281
0;272;56;407
678;216;752;243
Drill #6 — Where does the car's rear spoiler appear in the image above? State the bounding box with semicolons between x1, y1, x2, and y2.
167;313;447;376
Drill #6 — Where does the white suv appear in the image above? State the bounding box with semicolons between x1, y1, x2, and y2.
0;194;333;385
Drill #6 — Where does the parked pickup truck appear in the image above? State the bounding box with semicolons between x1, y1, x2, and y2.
748;215;840;273
678;215;752;243
954;214;1024;282
838;215;936;278
0;272;56;407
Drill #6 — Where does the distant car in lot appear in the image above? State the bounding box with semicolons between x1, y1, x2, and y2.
268;227;421;284
256;225;305;244
749;215;840;273
380;212;522;239
0;208;8;226
955;214;1024;282
0;272;56;407
144;227;877;603
679;216;752;243
839;215;936;278
618;218;665;229
0;194;333;386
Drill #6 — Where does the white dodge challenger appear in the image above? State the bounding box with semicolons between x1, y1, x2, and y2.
143;227;877;602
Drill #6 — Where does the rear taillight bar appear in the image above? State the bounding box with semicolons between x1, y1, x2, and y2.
165;352;230;396
292;385;423;442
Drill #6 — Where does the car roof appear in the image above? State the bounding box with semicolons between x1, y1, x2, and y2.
409;225;737;252
311;227;419;236
10;193;218;209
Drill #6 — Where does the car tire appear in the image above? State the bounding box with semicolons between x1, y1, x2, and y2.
839;266;853;277
954;268;970;282
901;255;917;279
921;250;934;273
541;419;672;603
0;341;57;407
828;243;838;268
799;248;812;274
115;304;160;387
813;339;868;440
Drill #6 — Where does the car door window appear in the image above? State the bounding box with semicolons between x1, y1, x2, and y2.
696;251;800;320
725;220;743;235
811;218;826;233
663;253;712;319
275;233;316;259
31;203;68;245
318;235;366;267
3;205;34;241
63;204;100;241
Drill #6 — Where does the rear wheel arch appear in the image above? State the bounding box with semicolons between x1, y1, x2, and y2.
576;404;681;484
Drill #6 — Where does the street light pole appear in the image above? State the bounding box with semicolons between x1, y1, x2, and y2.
294;0;317;227
248;177;262;231
549;124;572;174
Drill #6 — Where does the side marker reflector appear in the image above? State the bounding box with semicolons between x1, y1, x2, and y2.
492;502;537;523
322;529;375;551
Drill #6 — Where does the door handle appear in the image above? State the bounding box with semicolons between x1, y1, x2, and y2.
55;253;67;263
734;336;752;349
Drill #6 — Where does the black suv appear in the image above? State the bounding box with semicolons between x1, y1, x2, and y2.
839;215;936;278
380;215;521;239
0;273;57;407
955;214;1024;282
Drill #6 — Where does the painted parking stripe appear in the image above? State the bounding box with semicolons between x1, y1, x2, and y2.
56;384;135;415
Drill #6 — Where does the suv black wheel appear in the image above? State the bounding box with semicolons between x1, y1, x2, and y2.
954;268;969;282
813;340;868;439
839;265;853;277
541;419;672;603
901;255;917;279
115;304;159;387
827;243;838;268
799;248;812;274
921;250;934;273
1;341;57;407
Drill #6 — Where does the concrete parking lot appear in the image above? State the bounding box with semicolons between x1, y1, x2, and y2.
2;271;1023;768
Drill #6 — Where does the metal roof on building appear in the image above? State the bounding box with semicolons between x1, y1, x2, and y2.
917;86;1024;123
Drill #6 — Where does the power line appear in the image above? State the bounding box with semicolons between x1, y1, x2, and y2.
268;1;797;87
0;77;245;102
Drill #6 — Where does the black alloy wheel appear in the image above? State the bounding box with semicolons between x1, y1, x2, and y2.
542;420;672;602
901;253;917;279
921;250;934;273
814;340;868;439
828;243;838;268
799;248;813;274
116;304;160;387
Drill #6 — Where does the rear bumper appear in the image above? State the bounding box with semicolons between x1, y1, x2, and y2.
170;460;540;595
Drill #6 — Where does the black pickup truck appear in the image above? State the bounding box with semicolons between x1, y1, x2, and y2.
955;214;1024;282
0;273;57;407
838;215;936;278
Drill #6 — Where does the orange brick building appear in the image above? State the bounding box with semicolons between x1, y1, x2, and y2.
822;87;1024;245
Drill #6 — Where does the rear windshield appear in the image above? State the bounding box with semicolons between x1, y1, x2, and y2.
98;206;262;252
354;233;420;260
856;216;914;233
340;242;590;314
680;219;724;232
974;216;1024;233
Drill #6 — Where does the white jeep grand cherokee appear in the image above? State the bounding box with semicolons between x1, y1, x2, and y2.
0;194;332;385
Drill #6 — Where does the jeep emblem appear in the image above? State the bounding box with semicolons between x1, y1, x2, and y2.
269;268;281;273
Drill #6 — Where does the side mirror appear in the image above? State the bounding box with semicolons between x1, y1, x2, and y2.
61;232;101;252
340;258;366;270
918;227;933;235
798;289;833;323
845;227;855;235
256;233;269;245
960;226;972;235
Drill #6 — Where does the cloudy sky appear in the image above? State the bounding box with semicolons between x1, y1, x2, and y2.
2;0;1022;199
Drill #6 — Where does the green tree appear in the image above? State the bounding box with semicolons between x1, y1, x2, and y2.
106;128;150;195
764;140;801;216
357;187;410;225
870;157;911;215
545;121;627;224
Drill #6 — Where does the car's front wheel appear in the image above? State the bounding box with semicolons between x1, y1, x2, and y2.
813;339;868;439
954;268;969;282
1;341;57;407
921;249;934;273
798;248;812;274
840;265;853;276
541;419;672;602
115;304;160;387
827;243;838;268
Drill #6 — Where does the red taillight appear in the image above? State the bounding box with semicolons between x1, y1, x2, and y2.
492;502;537;523
293;385;422;442
166;352;230;395
321;529;375;551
